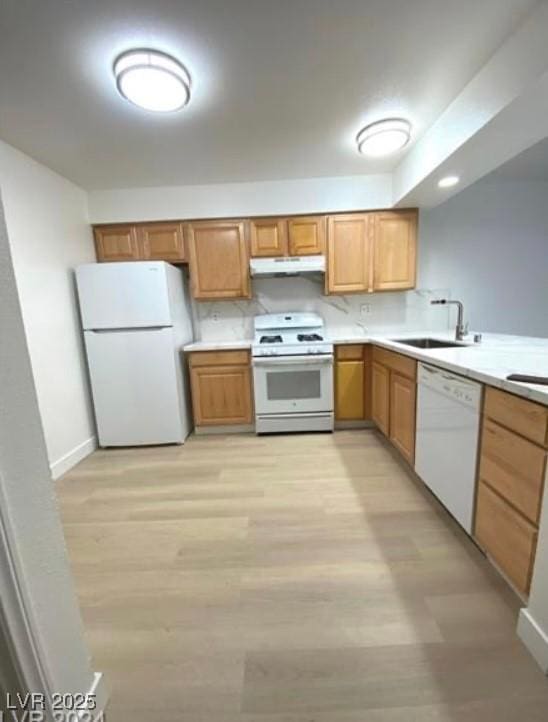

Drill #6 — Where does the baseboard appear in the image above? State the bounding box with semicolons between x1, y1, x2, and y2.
335;420;375;429
517;608;548;674
50;436;97;480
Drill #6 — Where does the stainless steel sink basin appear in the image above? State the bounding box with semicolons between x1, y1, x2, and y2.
391;337;464;349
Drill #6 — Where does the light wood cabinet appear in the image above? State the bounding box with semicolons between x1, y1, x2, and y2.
475;481;538;596
326;210;418;295
94;225;140;262
188;350;253;426
250;218;288;257
139;222;186;262
371;346;417;463
188;220;251;300
371;362;390;436
474;387;547;597
327;214;372;294
373;210;417;291
389;373;416;464
335;345;365;420
288;216;326;256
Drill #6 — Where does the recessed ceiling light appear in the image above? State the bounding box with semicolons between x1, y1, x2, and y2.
113;49;191;113
438;175;460;188
356;118;411;157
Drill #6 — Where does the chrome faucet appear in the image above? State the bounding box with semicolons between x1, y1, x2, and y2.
431;299;468;341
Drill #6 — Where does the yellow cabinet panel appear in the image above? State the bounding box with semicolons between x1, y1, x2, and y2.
335;358;365;420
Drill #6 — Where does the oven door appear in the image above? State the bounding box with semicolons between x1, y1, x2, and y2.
252;354;334;416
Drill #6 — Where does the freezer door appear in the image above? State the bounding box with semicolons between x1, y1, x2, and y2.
84;328;185;446
76;262;173;329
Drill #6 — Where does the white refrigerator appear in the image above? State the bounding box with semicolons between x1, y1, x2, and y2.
76;261;194;447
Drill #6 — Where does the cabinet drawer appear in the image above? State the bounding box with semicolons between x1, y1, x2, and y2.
479;418;546;524
475;481;537;595
188;350;250;368
372;346;416;380
336;344;364;360
484;387;548;446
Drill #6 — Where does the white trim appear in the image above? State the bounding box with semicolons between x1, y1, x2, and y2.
517;608;548;674
50;436;97;480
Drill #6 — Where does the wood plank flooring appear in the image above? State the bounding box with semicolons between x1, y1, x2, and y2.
57;430;548;721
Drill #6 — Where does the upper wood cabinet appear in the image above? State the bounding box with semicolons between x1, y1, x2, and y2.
187;219;251;300
94;222;186;263
250;218;288;257
94;225;140;262
327;214;372;294
288;216;326;256
373;210;417;291
139;222;186;262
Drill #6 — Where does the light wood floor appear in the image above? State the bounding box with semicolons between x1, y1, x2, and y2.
57;430;548;721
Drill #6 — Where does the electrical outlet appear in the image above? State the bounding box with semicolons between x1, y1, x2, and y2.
360;304;371;316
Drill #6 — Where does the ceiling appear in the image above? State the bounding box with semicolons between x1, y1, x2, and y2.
490;136;548;181
0;0;536;190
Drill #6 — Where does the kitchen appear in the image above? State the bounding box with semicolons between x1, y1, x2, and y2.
1;2;548;721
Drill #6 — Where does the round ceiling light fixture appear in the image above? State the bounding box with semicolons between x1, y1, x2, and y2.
356;118;411;157
438;175;460;188
113;49;191;112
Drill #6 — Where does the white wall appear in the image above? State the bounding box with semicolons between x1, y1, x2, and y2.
0;141;96;478
87;174;392;223
419;178;548;337
0;192;105;710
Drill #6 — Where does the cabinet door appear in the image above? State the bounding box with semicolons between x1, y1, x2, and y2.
94;225;140;262
373;210;417;290
139;222;186;262
389;372;416;464
250;218;288;257
327;214;372;294
371;362;390;436
190;364;253;425
188;220;250;300
287;216;326;256
475;481;538;595
335;358;365;420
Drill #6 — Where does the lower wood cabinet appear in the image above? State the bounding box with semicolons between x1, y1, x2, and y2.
371;346;417;463
389;372;416;464
335;345;366;420
474;387;547;597
188;350;253;426
475;481;538;596
371;362;390;435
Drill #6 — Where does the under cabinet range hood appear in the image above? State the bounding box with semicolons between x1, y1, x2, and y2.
250;255;325;277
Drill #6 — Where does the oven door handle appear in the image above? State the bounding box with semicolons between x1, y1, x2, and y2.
253;355;333;366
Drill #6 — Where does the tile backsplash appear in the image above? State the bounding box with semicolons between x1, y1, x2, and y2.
191;275;452;340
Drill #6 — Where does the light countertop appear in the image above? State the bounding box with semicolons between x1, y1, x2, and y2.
184;332;548;406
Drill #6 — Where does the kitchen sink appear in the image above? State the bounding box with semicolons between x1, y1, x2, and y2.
391;337;465;349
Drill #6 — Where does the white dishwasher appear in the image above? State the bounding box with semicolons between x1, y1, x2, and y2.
415;363;482;534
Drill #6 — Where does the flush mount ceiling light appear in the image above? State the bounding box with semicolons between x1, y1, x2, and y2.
356;118;411;157
113;49;191;112
438;175;460;188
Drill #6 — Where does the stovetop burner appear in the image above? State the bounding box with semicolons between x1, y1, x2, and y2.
260;334;283;344
297;333;323;342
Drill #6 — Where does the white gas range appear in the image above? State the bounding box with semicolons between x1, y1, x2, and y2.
252;313;334;434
